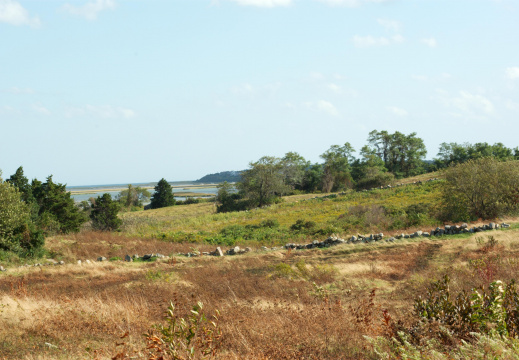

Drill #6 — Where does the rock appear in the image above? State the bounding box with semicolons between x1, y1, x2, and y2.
0;266;5;271
404;234;410;239
215;247;224;257
46;259;58;265
423;232;430;237
77;260;82;265
461;223;468;229
142;254;153;260
125;255;133;262
97;257;107;262
58;261;65;265
85;259;91;264
387;237;395;242
502;223;510;228
244;247;251;253
133;254;140;259
261;246;268;251
350;236;357;242
415;231;423;237
445;225;451;231
156;253;165;258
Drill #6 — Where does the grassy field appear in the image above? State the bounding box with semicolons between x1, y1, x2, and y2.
2;174;519;359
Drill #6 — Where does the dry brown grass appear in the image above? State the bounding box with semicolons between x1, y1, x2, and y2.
2;226;519;359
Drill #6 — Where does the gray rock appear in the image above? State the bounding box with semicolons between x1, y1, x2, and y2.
461;223;468;229
156;253;165;258
142;254;153;260
0;266;5;271
387;237;395;242
261;246;268;251
415;231;423;237
244;247;252;253
125;255;133;262
423;232;430;237
350;236;357;242
85;259;92;264
404;234;410;239
97;257;107;262
133;254;140;259
77;260;82;265
58;261;65;265
502;223;510;228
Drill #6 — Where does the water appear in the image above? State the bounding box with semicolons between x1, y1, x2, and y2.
67;181;218;203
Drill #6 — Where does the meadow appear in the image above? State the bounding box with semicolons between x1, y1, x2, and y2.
1;173;519;359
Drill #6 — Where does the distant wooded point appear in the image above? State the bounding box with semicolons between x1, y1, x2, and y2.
194;171;243;184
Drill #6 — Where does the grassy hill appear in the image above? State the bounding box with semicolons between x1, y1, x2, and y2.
3;171;519;359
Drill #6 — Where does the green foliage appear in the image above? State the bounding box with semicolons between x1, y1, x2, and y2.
32;176;87;233
366;130;427;178
90;193;122;231
150;178;176;209
146;301;222;360
290;219;317;233
320;143;355;192
415;275;519;338
238;156;289;207
435;141;519;169
117;184;151;209
281;151;309;190
215;181;247;213
441;158;519;221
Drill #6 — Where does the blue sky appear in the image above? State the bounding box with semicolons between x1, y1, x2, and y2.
1;0;518;185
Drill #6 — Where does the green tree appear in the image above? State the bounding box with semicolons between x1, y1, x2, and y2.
0;172;43;252
320;143;355;192
367;130;427;177
435;142;516;169
150;178;175;209
117;184;151;209
441;158;519;221
6;166;34;204
216;181;245;213
238;156;288;207
31;175;87;233
302;163;324;192
90;193;122;231
280;152;309;190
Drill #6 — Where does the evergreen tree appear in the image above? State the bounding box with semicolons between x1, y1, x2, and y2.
32;175;87;233
150;178;175;209
7;166;34;204
90;193;122;231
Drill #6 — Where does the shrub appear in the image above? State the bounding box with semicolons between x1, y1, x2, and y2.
441;158;519;221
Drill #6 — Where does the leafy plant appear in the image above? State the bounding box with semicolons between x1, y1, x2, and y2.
145;301;222;360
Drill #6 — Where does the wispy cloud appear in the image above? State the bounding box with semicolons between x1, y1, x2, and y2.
227;0;292;7
387;106;408;116
305;100;339;116
421;37;438;48
65;105;136;119
32;104;51;116
317;0;392;7
377;18;402;32
506;67;519;80
5;86;34;94
436;89;494;116
0;0;40;27
353;34;403;47
62;0;116;20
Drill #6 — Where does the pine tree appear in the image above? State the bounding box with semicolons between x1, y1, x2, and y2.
150;178;175;209
90;193;122;231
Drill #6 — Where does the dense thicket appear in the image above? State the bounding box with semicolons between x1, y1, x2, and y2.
90;193;122;231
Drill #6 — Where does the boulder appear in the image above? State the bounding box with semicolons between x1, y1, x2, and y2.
58;261;65;265
124;255;133;262
0;266;5;272
142;254;153;260
215;247;224;257
97;257;107;262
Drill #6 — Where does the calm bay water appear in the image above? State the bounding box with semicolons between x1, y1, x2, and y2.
67;181;218;203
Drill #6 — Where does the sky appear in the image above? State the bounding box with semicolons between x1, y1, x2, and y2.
1;0;518;186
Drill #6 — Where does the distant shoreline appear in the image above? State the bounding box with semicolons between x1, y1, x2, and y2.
68;183;219;196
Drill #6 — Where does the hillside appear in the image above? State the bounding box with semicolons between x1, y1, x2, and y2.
193;170;242;184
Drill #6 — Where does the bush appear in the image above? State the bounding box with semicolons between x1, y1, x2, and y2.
441;158;519;221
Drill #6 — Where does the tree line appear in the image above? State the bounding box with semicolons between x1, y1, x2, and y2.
216;130;519;212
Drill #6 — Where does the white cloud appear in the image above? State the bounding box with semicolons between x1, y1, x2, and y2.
6;86;34;94
65;105;136;119
421;37;438;48
305;100;339;116
32;104;51;115
506;67;519;80
353;35;390;47
228;0;292;7
231;83;254;95
327;83;342;93
0;0;40;27
377;18;401;32
438;90;494;115
317;0;391;7
412;75;428;81
387;106;408;116
62;0;116;20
